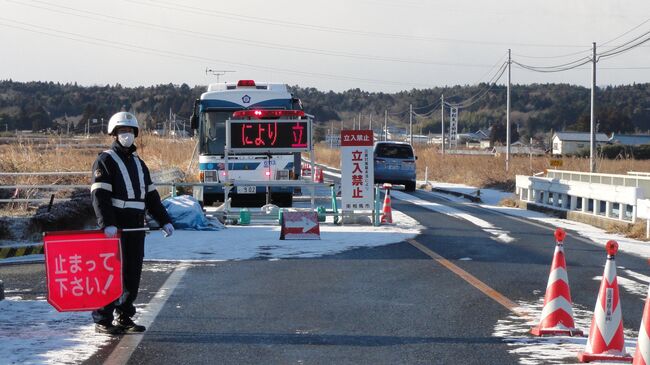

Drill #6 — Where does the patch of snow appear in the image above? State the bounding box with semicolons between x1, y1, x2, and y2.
0;297;112;364
493;298;637;365
391;190;516;243
144;210;422;261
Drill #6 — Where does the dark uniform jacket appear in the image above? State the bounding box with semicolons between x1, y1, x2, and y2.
91;141;171;229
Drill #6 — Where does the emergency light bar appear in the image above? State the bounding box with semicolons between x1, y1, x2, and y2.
237;80;256;87
232;110;305;119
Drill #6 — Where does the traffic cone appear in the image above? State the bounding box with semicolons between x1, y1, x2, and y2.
578;240;633;363
531;228;583;337
633;277;650;365
380;184;393;224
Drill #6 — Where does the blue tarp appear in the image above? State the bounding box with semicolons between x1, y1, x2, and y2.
162;196;224;231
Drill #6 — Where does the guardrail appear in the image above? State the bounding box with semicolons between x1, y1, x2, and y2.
0;168;184;203
516;170;649;224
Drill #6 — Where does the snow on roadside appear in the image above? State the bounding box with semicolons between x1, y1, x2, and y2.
493;297;638;365
392;190;516;243
424;181;650;260
0;296;112;365
144;210;422;261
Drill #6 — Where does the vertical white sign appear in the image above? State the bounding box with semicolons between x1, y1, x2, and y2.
341;130;374;211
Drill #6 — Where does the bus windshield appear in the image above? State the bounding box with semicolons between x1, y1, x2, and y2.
200;111;231;155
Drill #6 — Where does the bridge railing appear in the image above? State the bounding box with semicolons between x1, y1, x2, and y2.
516;169;650;224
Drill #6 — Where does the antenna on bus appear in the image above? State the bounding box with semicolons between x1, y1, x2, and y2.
205;69;236;83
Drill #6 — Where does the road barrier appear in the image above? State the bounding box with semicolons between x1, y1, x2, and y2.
530;228;582;337
578;241;632;363
516;169;650;225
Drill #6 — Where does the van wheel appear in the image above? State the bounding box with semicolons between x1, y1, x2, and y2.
405;181;416;192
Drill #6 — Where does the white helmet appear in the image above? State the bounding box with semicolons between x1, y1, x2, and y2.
107;112;139;136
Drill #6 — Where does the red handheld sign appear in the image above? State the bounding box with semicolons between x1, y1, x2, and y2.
44;230;123;312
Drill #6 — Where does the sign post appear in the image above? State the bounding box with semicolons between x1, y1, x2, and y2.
340;130;374;214
44;230;123;312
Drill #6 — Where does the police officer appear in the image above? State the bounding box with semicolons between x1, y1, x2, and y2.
90;111;174;335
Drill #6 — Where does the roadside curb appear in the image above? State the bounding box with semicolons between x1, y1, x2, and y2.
0;244;44;259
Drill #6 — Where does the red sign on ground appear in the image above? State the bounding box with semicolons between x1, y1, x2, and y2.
44;230;123;312
280;211;321;240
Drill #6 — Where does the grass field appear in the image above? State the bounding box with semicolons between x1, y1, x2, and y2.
0;134;196;214
314;143;650;189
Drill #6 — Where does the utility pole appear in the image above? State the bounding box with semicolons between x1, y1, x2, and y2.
384;110;387;141
409;104;413;145
330;121;334;147
441;94;445;155
358;113;361;130
506;48;512;172
590;42;597;173
369;113;372;131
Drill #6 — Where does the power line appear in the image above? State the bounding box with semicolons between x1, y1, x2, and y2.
598;32;650;60
600;17;650;46
446;61;508;108
0;18;436;88
10;0;501;69
127;0;588;48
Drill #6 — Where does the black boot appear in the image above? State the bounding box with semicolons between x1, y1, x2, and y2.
95;322;124;335
115;316;146;333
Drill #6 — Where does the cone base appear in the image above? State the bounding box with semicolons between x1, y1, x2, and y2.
530;326;583;337
577;351;632;363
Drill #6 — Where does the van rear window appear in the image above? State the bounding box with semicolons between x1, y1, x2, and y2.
375;144;414;158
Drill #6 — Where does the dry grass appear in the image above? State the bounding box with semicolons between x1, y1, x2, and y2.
314;143;650;189
0;134;196;214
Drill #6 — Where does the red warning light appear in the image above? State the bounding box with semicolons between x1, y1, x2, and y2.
232;110;305;119
237;80;256;87
606;240;619;256
554;228;566;242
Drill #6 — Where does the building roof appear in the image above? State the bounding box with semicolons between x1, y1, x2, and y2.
554;132;609;142
609;134;650;146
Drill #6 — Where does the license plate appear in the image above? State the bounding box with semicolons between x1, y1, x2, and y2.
387;164;399;170
236;186;256;194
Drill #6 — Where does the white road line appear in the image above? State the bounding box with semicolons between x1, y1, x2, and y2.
104;263;190;365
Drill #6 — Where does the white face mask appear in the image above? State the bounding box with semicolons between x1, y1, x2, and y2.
118;132;135;148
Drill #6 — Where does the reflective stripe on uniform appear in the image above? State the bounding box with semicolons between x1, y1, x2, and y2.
104;150;137;199
111;198;145;210
91;182;113;192
147;184;157;192
133;155;146;200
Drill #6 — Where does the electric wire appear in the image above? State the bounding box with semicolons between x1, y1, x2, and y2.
0;18;435;88
10;0;499;69
127;0;587;48
600;17;650;47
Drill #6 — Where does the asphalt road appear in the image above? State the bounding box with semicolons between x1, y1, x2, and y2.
3;186;650;364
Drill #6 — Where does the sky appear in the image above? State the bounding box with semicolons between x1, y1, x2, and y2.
1;0;649;92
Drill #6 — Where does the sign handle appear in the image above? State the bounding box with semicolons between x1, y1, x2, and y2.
121;228;151;232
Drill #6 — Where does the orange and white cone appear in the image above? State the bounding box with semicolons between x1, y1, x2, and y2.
531;228;583;337
578;240;632;363
380;184;393;224
633;280;650;365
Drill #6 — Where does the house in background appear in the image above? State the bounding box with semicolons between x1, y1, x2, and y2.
552;132;609;155
609;133;650;146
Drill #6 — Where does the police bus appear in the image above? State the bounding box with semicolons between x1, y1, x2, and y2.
190;80;310;207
